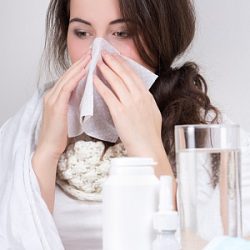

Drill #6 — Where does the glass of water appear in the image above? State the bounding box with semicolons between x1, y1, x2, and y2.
175;124;242;250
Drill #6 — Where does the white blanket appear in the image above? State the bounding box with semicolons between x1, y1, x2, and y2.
0;82;250;249
0;82;64;249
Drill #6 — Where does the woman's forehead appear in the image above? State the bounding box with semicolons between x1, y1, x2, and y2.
69;0;122;24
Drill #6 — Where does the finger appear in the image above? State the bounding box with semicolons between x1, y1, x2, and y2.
54;66;89;109
102;51;147;93
97;61;130;104
52;54;91;96
49;54;91;103
45;56;89;103
93;75;121;117
46;49;91;100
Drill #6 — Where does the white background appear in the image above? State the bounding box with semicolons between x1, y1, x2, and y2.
0;0;249;131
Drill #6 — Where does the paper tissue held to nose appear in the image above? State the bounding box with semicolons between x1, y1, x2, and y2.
67;37;158;143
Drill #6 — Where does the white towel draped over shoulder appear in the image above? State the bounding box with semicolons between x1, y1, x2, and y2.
0;83;64;249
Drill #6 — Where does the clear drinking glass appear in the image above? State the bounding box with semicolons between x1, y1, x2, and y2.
175;124;242;250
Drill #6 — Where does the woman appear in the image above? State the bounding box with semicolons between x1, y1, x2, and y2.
34;0;219;208
1;0;249;249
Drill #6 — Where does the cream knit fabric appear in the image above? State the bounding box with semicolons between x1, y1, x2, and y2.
56;134;127;201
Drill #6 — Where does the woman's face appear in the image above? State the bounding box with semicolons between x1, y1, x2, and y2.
67;0;152;71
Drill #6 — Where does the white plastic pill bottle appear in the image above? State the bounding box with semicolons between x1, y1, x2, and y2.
102;157;160;250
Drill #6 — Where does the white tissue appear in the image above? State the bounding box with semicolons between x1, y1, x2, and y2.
67;37;158;143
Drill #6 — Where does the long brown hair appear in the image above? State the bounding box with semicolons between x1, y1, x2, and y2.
40;0;220;176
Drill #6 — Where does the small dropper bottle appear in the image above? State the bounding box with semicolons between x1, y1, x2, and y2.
152;175;181;250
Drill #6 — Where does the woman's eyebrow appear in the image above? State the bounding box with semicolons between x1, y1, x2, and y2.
69;18;131;26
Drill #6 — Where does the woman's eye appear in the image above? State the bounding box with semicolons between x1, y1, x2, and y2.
113;31;130;38
74;30;91;39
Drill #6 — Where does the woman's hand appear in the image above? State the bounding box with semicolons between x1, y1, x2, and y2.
36;51;91;160
93;51;163;159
